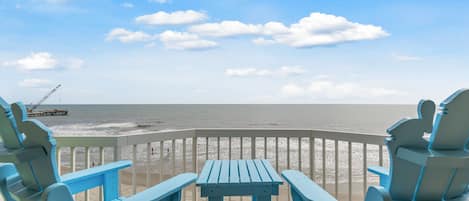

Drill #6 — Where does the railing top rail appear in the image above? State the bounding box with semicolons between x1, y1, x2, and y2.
55;128;387;147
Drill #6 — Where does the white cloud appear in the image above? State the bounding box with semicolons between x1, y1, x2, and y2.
3;52;58;71
189;21;263;37
190;12;389;48
120;2;134;8
269;13;389;48
106;28;153;43
18;79;53;88
149;0;169;3
281;79;404;98
2;52;84;72
393;54;423;61
158;31;218;50
136;10;207;25
225;66;305;77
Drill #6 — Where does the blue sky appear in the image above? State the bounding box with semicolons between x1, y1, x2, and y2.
0;0;468;104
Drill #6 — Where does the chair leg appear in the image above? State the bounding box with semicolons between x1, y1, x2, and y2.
291;189;303;201
170;191;182;201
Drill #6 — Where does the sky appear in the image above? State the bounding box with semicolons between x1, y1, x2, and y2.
0;0;468;104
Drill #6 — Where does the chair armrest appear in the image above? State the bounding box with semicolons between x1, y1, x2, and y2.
367;166;389;188
281;170;337;201
123;173;197;201
364;186;392;201
61;160;132;194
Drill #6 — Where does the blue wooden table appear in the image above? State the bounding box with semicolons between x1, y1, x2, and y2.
196;160;283;201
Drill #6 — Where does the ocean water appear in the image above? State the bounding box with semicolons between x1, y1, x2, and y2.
35;104;417;136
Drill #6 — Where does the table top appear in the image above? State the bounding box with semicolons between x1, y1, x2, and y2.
196;160;283;186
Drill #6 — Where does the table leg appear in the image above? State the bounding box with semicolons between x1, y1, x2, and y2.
253;195;271;201
208;196;223;201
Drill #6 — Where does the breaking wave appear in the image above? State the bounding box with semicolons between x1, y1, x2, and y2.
50;122;154;136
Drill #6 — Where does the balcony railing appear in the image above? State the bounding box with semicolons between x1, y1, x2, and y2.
54;128;389;201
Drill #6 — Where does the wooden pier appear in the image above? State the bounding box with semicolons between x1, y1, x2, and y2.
28;109;68;117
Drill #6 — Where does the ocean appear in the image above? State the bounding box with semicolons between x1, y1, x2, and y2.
35;104;417;136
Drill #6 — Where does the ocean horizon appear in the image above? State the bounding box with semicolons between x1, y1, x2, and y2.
33;104;418;136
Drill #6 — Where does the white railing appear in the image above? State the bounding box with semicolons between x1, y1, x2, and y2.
55;128;389;201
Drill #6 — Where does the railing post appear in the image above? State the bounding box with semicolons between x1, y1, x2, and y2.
192;137;198;201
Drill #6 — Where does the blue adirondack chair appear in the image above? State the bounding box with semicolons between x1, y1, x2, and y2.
282;89;469;201
0;97;197;201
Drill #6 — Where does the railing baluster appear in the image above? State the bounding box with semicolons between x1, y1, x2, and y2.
160;141;164;183
192;137;198;201
85;147;91;201
217;136;220;160
229;136;232;160
70;147;76;200
334;140;339;197
298;137;302;171
348;141;352;201
99;146;105;201
146;142;151;187
56;147;61;175
240;138;244;201
310;137;315;180
251;136;256;159
379;145;383;166
132;144;137;194
322;138;326;188
71;146;76;172
287;137;290;169
240;137;243;159
182;138;186;201
183;138;187;171
363;143;367;196
114;145;122;161
275;137;279;172
264;137;267;159
172;140;176;176
206;137;209;160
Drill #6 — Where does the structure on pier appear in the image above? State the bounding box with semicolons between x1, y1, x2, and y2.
27;84;68;117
